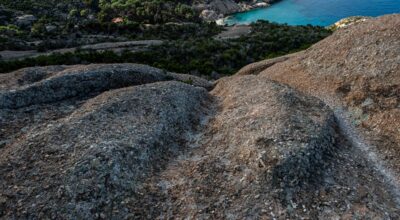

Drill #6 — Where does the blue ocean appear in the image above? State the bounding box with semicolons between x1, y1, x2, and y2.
225;0;400;26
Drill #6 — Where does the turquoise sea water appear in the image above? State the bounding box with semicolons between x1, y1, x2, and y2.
225;0;400;26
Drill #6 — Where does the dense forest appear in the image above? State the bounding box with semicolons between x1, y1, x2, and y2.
96;0;197;23
1;0;198;24
0;0;208;51
0;0;332;76
0;21;331;75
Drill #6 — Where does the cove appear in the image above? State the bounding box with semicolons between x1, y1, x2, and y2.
225;0;400;26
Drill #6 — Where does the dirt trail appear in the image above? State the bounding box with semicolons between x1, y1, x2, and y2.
0;40;163;61
333;107;400;206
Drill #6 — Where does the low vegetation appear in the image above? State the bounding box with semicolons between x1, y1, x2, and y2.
96;0;198;23
0;0;203;51
0;21;331;75
0;0;331;75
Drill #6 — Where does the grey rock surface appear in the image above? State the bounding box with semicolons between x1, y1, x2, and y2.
0;63;212;109
15;14;37;27
200;9;221;21
258;14;400;175
0;81;209;218
45;25;57;32
0;14;400;219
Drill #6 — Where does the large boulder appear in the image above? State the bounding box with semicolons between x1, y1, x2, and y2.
200;9;221;21
255;14;400;174
0;75;210;218
15;14;37;27
0;63;212;109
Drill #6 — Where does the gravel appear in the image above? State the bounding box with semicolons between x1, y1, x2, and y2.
0;81;209;218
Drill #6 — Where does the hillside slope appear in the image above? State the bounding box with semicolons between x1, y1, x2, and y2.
244;14;400;174
0;14;399;219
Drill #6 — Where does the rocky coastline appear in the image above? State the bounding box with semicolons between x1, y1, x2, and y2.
327;16;372;30
197;0;278;23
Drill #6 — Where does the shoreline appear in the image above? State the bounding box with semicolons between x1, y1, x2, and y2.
219;11;372;28
215;0;386;27
216;0;284;26
200;0;276;25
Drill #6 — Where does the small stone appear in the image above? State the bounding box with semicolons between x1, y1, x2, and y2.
45;25;57;32
361;97;374;107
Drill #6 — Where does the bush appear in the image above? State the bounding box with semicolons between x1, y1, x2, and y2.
0;21;331;75
69;9;79;18
31;22;46;36
0;25;23;36
80;9;89;17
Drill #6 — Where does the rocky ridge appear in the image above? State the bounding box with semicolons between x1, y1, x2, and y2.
256;14;400;175
0;14;399;219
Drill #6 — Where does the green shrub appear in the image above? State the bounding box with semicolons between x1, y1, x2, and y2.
0;21;331;75
80;9;89;17
31;22;46;36
69;9;79;18
0;25;23;35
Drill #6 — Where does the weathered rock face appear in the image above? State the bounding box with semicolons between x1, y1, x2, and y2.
138;73;398;219
253;14;400;175
1;14;400;219
0;65;211;218
144;76;341;218
0;63;212;109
